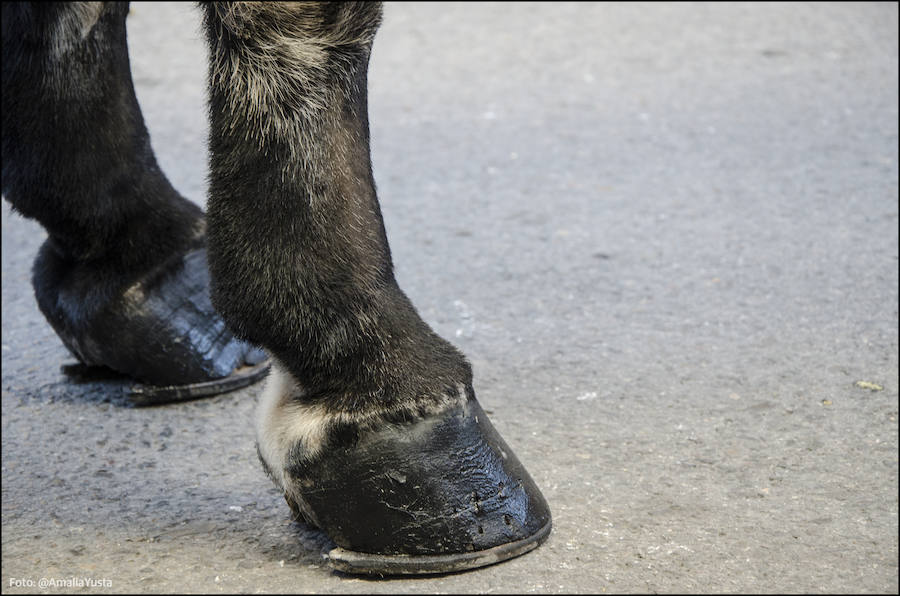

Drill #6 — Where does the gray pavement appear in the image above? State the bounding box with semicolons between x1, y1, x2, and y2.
2;2;898;593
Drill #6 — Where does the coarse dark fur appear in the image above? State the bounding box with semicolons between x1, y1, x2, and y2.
0;2;277;388
1;2;206;341
2;0;473;416
1;2;203;269
202;2;473;418
1;2;552;567
2;0;472;436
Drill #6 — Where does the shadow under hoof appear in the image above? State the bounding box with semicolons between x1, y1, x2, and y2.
60;362;133;383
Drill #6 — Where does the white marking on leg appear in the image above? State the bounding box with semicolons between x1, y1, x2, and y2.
256;361;469;502
255;360;331;490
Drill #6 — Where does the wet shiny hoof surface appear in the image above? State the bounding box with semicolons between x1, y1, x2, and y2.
287;395;552;575
44;245;269;402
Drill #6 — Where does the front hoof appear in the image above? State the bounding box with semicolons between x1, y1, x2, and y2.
271;388;552;575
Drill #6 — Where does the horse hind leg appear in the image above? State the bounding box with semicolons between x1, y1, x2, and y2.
1;2;268;401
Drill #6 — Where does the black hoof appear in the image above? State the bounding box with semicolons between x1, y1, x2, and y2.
285;394;552;575
36;241;269;403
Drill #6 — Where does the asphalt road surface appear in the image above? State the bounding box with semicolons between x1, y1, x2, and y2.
2;2;897;593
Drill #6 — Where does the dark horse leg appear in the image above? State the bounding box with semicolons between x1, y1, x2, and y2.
202;2;550;574
1;2;268;403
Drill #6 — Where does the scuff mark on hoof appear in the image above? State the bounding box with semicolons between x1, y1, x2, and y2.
255;360;552;575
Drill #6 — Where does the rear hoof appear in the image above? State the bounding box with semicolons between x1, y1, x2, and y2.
128;359;270;406
36;240;269;403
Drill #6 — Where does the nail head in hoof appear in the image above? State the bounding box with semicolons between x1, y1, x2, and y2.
282;395;552;575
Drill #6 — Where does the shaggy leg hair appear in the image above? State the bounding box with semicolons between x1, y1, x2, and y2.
1;2;264;392
3;1;549;569
202;1;474;464
2;2;204;273
199;12;558;565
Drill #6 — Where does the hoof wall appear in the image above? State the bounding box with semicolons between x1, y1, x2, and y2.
279;393;552;574
38;240;270;401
